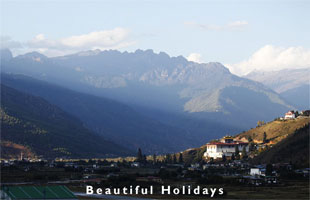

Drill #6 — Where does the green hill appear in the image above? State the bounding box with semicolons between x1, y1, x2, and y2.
0;84;131;159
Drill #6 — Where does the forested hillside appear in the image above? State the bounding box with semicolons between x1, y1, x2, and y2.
0;84;131;159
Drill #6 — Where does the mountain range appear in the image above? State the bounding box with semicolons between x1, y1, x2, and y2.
0;48;304;158
1;49;293;125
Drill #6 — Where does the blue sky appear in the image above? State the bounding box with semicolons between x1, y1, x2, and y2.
1;0;310;75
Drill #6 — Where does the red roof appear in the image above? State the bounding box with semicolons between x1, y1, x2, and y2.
285;111;295;115
208;142;248;146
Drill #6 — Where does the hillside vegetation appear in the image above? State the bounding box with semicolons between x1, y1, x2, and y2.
235;117;310;143
251;124;309;168
0;141;35;159
0;84;131;159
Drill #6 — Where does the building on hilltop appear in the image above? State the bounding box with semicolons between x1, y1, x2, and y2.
284;110;296;119
204;136;249;159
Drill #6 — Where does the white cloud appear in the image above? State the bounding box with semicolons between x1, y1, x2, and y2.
226;45;310;75
187;53;203;63
184;20;248;31
26;28;135;56
227;20;248;30
0;36;23;49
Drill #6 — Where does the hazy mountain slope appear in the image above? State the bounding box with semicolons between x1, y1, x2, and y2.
251;124;309;168
0;48;13;62
280;84;310;110
0;84;131;158
53;51;291;114
1;49;293;130
245;68;309;110
245;68;309;93
1;73;199;154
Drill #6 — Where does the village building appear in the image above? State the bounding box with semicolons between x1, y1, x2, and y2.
250;167;265;176
284;110;295;119
204;136;249;159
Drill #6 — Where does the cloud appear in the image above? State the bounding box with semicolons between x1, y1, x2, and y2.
26;28;135;56
184;20;248;31
226;45;310;75
187;53;203;63
227;20;248;30
0;36;23;49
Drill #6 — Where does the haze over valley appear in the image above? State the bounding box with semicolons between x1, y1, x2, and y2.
1;48;307;157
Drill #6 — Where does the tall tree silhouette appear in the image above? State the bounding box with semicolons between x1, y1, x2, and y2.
137;148;143;162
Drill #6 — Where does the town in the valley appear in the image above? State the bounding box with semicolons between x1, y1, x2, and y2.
1;110;309;199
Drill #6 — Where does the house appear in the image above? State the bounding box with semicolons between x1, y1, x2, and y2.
284;110;296;119
264;176;277;184
204;136;249;159
250;168;265;176
188;163;201;171
110;163;118;167
131;162;141;167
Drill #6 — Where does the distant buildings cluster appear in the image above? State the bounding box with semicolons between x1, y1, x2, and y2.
283;110;310;120
204;136;249;159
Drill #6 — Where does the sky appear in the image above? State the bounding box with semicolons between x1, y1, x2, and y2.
1;0;310;75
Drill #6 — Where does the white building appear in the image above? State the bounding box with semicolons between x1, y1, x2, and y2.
284;111;295;119
204;136;249;159
250;168;265;176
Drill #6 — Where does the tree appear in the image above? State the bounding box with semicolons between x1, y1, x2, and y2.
257;120;265;127
242;146;248;160
247;136;253;143
235;145;240;160
143;155;147;163
179;153;183;163
136;148;143;162
222;154;226;162
263;132;267;143
153;154;157;164
249;142;255;152
231;153;235;161
257;121;261;127
165;154;172;163
172;154;177;164
266;163;273;176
